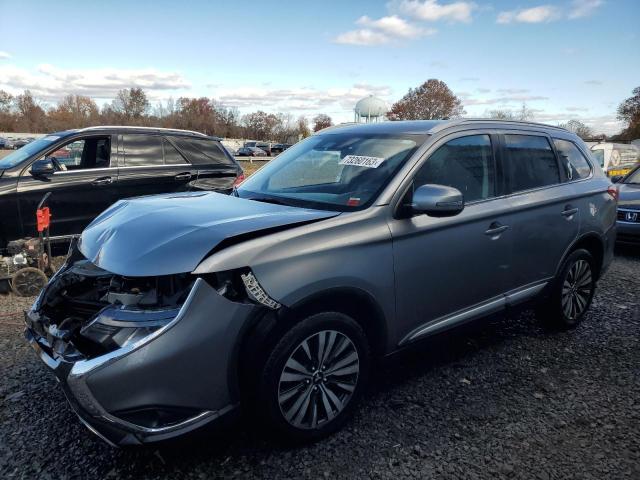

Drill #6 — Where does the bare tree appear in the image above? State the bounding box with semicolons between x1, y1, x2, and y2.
312;114;333;132
112;87;150;120
15;90;48;132
615;86;640;140
485;102;533;121
389;79;465;120
48;95;100;130
296;116;310;139
559;119;593;139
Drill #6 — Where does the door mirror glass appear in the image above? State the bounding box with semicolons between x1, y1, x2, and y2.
411;184;464;217
610;175;623;183
30;158;56;176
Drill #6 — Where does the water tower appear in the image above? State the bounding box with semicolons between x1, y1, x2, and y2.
354;95;388;123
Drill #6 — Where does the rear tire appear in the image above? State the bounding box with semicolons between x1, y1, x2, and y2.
536;248;595;330
256;312;370;442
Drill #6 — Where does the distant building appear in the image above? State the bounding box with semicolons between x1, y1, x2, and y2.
354;95;388;123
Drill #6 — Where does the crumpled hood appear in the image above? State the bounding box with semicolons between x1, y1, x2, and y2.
79;191;339;276
618;183;640;210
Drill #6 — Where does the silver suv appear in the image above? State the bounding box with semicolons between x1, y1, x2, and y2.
25;119;617;446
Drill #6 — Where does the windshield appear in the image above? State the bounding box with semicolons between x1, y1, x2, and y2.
0;135;61;169
237;132;423;211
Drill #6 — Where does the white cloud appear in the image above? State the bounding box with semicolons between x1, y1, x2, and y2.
214;83;392;113
584;79;603;85
334;29;391;46
396;0;476;23
0;51;11;60
335;14;435;46
497;5;562;24
461;94;549;106
0;63;190;100
568;0;604;19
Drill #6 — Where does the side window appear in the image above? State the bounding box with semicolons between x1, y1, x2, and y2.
170;137;233;165
590;148;605;168
162;138;188;164
123;134;164;167
415;134;495;203
47;137;110;170
503;135;560;192
553;138;592;180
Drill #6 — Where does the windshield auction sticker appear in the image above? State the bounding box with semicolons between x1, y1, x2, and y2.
339;155;385;168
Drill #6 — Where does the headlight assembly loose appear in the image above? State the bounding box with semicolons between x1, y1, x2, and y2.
240;271;281;309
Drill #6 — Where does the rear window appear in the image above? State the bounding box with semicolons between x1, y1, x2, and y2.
503;134;560;192
123;134;164;167
170;137;233;165
553;139;592;180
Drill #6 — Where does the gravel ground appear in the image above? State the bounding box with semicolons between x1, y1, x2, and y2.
0;249;638;479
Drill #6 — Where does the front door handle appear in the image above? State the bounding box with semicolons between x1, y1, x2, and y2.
561;206;579;218
485;222;509;238
92;176;112;186
174;172;192;181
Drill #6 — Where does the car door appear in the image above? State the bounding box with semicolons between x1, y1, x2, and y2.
116;133;197;200
168;136;240;192
500;132;580;290
388;132;514;345
16;135;118;239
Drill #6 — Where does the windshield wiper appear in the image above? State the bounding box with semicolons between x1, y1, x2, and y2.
247;195;290;206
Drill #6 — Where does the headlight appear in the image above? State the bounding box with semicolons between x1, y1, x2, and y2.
79;305;180;351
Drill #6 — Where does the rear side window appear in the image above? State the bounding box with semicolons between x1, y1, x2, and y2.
163;138;188;164
415;134;495;202
553;139;592;180
123;134;164;167
503;135;560;192
170;137;232;165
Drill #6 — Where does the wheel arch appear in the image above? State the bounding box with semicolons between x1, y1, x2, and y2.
559;232;605;280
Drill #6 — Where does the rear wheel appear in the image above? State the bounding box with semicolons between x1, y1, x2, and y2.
256;312;370;442
536;249;595;329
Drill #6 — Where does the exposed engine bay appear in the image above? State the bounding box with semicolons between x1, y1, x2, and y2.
30;257;195;361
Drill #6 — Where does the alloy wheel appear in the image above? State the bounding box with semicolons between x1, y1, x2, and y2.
277;330;359;430
561;259;592;320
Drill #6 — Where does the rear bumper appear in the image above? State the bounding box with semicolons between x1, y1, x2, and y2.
24;278;257;446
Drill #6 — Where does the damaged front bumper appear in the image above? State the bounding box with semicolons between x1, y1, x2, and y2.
25;274;260;446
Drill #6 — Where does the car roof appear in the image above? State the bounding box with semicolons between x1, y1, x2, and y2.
315;119;570;136
49;126;218;140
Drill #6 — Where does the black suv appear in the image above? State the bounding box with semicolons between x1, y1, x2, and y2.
0;126;243;251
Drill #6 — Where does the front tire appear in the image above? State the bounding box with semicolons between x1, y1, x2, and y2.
257;312;370;442
536;249;596;330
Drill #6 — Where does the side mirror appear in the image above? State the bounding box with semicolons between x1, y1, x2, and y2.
30;158;56;176
411;184;464;217
610;175;623;183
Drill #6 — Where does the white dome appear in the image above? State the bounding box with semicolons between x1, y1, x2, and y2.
355;95;388;118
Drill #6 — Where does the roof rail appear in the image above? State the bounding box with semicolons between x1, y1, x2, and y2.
428;118;569;134
78;125;209;137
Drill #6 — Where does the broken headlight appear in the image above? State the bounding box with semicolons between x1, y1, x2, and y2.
207;269;281;310
79;305;180;351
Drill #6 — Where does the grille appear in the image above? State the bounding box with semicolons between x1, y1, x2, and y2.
618;209;640;223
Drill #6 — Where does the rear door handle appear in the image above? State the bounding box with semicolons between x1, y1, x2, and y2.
485;222;509;237
91;176;112;186
561;206;579;217
174;172;192;181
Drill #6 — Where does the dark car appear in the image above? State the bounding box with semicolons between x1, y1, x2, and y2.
614;165;640;244
26;119;615;446
237;146;267;157
271;143;292;155
244;141;271;156
0;137;15;149
0;126;243;251
13;138;29;149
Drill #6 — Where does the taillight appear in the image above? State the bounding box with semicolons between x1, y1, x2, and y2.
233;173;245;187
607;185;619;202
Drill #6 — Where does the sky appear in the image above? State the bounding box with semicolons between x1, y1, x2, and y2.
0;0;638;134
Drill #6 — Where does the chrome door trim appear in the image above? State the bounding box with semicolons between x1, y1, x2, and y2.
398;280;549;346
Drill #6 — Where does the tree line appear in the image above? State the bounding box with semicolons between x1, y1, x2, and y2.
1;81;638;142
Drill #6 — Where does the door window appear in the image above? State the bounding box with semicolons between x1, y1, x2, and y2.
503;135;560;192
123;134;164;167
553;139;592;180
47;137;110;170
162;138;188;164
415;134;495;203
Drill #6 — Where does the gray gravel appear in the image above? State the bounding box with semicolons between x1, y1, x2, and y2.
1;249;639;479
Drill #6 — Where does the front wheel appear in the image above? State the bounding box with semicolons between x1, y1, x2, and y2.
536;249;596;329
257;312;370;442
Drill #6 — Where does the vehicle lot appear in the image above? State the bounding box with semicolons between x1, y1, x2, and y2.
0;249;638;479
